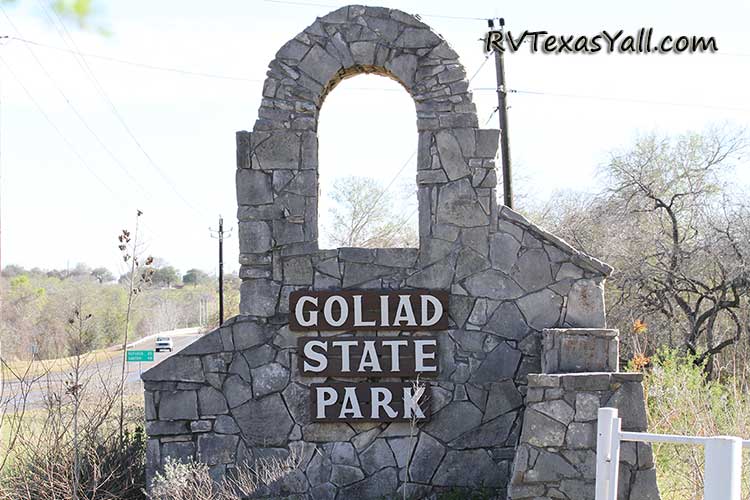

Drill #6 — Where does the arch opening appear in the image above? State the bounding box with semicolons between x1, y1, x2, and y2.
317;73;418;250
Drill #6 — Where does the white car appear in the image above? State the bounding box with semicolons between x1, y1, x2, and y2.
155;336;174;352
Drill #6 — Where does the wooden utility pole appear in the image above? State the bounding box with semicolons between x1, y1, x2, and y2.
489;17;513;209
210;216;232;326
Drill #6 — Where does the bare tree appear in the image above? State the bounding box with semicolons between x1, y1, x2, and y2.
117;210;153;441
539;128;749;376
325;176;417;248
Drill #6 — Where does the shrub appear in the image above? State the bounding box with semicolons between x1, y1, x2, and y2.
148;451;300;500
644;350;750;499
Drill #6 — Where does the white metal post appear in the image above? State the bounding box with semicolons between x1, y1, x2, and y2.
596;408;620;500
704;436;742;500
607;416;622;500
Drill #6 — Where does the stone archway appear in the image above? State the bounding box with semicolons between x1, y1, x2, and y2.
143;6;642;499
238;6;500;318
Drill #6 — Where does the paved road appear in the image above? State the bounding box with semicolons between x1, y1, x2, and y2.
124;333;201;384
2;331;202;409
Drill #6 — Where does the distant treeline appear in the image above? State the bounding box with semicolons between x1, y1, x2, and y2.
0;262;240;361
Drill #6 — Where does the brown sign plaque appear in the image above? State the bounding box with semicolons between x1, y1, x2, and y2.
310;382;431;422
297;336;439;377
289;290;449;331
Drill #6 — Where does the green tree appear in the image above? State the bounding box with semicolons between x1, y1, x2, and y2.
90;267;114;283
152;265;180;288
182;268;209;287
1;264;26;277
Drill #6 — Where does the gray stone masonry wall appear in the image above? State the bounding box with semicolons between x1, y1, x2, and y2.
140;5;639;499
508;373;660;500
542;329;619;374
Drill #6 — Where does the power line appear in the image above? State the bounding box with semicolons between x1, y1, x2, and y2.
0;7;152;200
485;88;750;114
8;36;263;82
30;3;208;218
258;0;486;21
353;53;493;228
0;54;127;205
14;35;747;114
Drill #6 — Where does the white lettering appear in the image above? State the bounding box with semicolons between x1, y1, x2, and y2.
339;387;363;419
414;339;438;372
380;295;389;326
393;295;417;326
315;386;338;419
403;386;426;419
332;340;358;372
303;340;328;373
323;296;349;327
371;387;398;419
353;295;376;327
381;339;408;372
358;341;382;373
295;296;318;327
421;295;443;327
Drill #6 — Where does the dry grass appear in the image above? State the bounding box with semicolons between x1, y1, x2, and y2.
644;351;750;500
4;349;121;379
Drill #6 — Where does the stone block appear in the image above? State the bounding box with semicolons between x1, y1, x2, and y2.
298;44;342;85
542;328;619;374
158;391;198;421
338;467;398;498
251;362;289;397
476;129;500;157
436;130;470;181
423;401;482;442
520;409;566;448
360;439;396;475
161;441;195;463
232;394;294;447
436;179;488;227
197;433;239;465
253;131;300;170
239;221;272;254
239;279;280;317
146;420;189;436
214;415;240;434
236;169;273;205
566;279;606;327
142;355;204;383
433;449;503;487
190;420;212;433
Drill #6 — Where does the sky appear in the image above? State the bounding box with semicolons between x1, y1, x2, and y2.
0;0;748;277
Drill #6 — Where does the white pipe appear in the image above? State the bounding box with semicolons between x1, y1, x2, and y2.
704;436;742;500
607;415;621;500
620;431;707;446
596;407;619;500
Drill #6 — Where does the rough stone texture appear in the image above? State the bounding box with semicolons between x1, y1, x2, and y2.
542;328;619;374
143;4;625;499
509;373;660;500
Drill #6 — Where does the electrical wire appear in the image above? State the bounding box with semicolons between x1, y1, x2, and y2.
356;54;493;226
0;7;153;200
33;2;209;218
259;0;486;21
8;36;263;82
0;54;127;205
474;88;750;114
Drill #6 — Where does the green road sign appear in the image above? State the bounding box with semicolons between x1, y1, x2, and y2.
127;350;154;362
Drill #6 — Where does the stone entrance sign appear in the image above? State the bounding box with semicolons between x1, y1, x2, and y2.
141;5;659;499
